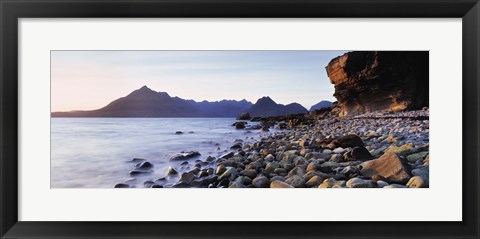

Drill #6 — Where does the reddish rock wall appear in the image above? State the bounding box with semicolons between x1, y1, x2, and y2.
326;51;429;116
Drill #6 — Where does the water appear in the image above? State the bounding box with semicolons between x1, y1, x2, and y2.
51;118;269;188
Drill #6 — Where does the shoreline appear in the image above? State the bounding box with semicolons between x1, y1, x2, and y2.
117;107;429;188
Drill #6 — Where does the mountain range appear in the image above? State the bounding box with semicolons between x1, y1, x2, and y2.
247;96;308;117
52;86;324;118
309;100;333;111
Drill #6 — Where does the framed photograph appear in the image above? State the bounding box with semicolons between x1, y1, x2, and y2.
1;0;479;238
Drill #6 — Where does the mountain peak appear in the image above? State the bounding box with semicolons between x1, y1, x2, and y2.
247;96;308;117
256;96;276;104
309;100;333;111
126;85;159;98
139;85;154;92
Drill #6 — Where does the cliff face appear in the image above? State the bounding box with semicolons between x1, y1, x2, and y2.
326;51;429;116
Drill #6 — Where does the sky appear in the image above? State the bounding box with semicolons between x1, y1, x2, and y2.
51;50;347;112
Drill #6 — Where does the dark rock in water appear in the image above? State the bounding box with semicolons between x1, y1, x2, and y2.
124;178;137;183
223;158;238;168
180;172;195;184
151;184;163;188
129;170;151;176
246;124;262;130
188;131;194;133
220;152;234;159
233;122;246;129
114;183;130;188
170;151;201;161
135;161;153;169
144;180;155;187
167;166;178;175
206;156;215;162
331;135;364;148
326;51;429;116
198;170;209;177
236;112;251;120
175;131;183;135
230;142;243;149
172;181;189;188
180;161;189;166
252;175;270;188
344;146;373;161
360;153;411;184
156;177;167;182
207;168;214;175
129;158;146;163
189;168;201;175
261;126;270;132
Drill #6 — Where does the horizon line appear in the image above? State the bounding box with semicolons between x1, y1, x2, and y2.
52;85;334;113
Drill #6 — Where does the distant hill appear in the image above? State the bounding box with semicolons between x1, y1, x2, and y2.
194;99;253;117
309;100;333;111
51;86;253;117
246;96;308;117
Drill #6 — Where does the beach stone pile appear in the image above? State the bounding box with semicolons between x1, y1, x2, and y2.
115;108;429;188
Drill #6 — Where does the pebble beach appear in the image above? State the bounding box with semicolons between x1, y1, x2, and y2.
115;107;429;189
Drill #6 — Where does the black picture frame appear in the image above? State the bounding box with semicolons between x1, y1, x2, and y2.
1;0;479;238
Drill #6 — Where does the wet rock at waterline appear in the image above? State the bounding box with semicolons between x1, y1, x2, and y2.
115;104;428;188
170;151;201;161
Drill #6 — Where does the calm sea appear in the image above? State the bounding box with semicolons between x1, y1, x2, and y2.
51;118;269;188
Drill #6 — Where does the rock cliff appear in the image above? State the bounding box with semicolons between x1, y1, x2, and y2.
326;51;429;116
